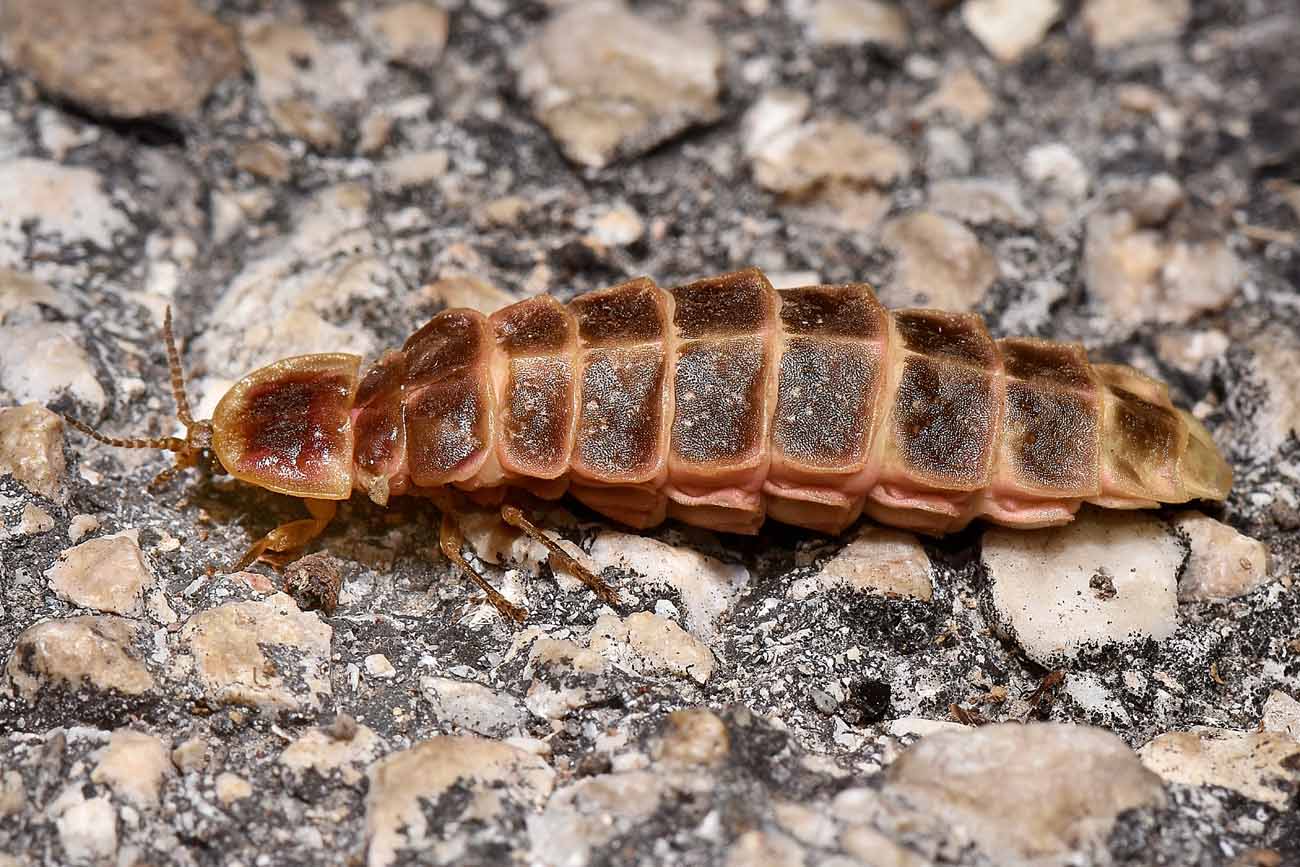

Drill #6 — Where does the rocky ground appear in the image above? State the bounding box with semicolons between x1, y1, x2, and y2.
1;0;1299;865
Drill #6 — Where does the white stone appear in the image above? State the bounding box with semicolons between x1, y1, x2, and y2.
790;526;932;601
361;1;449;69
0;322;105;411
0;770;25;819
753;118;911;196
280;724;382;788
215;772;253;805
1154;328;1230;375
1084;211;1242;327
523;636;614;720
586;204;645;247
181;593;332;713
1249;327;1300;453
1064;672;1132;726
887;723;1163;861
880;210;998;310
378;150;449;191
804;0;909;50
529;770;671;867
47;529;155;617
839;826;928;866
742;89;810;158
727;830;806;867
982;510;1183;665
928;177;1035;228
192;184;391;394
1262;691;1300;740
773;800;837;849
366;736;555;867
0;159;130;263
1024;143;1089;200
91;729;171;807
420;676;529;737
746;105;907;231
1172;512;1271;601
1138;728;1300;809
589;612;715;684
364;653;397;679
517;1;723;168
962;0;1060;63
57;796;118;862
240;21;381;148
1082;0;1189;48
916;68;994;126
587;532;750;642
6;615;155;700
887;717;968;739
0;268;73;325
171;736;209;774
656;708;731;767
1158;239;1242;322
17;502;54;535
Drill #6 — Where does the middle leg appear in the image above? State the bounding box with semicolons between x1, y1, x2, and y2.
438;511;528;624
500;504;619;607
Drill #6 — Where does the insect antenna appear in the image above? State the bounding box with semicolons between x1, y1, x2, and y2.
61;416;188;453
59;307;216;481
163;306;195;427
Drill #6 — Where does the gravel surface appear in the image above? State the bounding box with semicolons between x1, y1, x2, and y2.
2;1;1299;865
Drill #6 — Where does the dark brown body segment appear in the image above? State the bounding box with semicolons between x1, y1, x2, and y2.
771;284;887;472
353;349;408;504
403;310;495;486
491;296;577;480
570;280;671;485
994;339;1100;497
668;270;777;481
881;310;999;493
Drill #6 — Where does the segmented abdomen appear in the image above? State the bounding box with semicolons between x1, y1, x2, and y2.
351;269;1231;535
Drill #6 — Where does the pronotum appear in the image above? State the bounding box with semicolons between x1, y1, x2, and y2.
64;268;1233;622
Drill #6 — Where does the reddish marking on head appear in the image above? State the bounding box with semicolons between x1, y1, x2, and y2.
234;373;352;479
212;353;361;499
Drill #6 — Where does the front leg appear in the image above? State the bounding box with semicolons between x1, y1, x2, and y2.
235;498;338;571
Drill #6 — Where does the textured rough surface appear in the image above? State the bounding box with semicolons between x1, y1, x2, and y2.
1;2;1299;865
5;615;155;702
365;736;555;867
90;728;172;808
880;210;998;309
0;159;130;261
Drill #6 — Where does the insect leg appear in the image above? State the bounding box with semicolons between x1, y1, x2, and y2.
500;504;619;607
438;512;528;624
234;498;337;571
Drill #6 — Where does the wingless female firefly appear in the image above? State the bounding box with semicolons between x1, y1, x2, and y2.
65;269;1232;622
